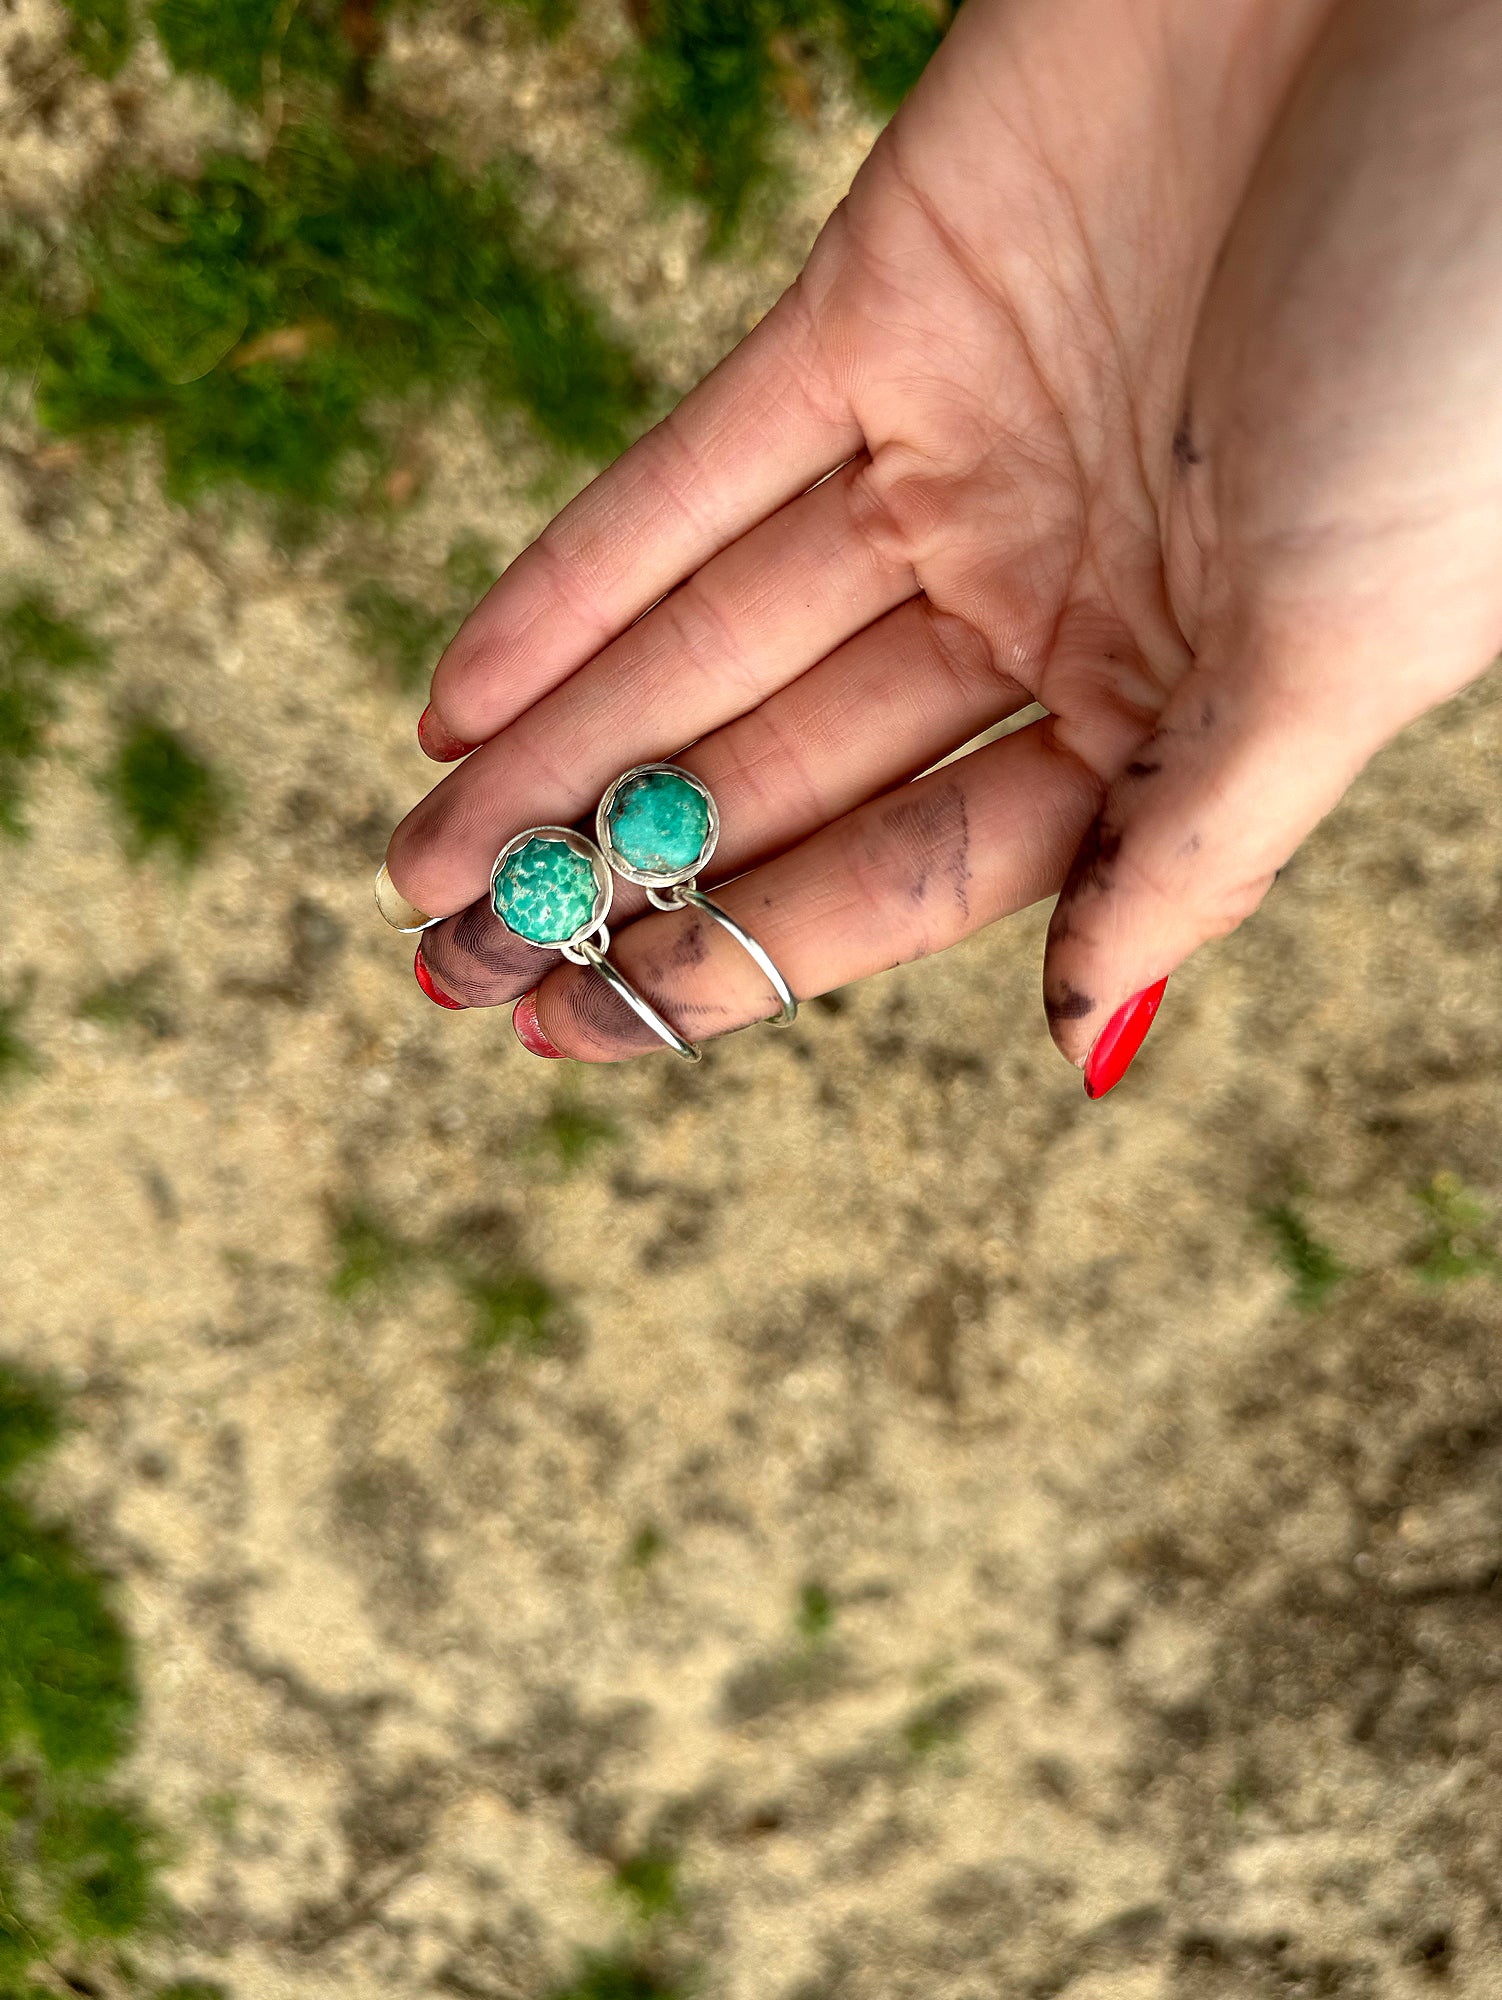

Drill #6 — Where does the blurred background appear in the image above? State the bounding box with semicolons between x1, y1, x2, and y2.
1;2;1500;1995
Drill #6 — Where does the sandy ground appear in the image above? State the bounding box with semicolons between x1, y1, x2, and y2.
3;4;1502;1996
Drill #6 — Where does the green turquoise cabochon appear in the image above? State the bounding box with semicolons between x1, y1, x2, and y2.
604;769;711;878
492;835;602;945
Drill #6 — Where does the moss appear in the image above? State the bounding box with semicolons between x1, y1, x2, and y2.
37;1798;157;1942
345;533;499;693
0;593;107;839
63;0;136;78
0;1492;136;1777
328;1208;420;1302
1258;1201;1347;1312
825;0;949;109
613;1848;681;1923
0;1377;60;1484
0;1364;181;1988
900;1689;973;1758
0;985;38;1093
345;583;451;694
508;0;577;36
463;1267;558;1354
100;720;226;866
795;1580;833;1642
531;1093;620;1170
1410;1173;1499;1285
76;965;176;1039
19;120;648;513
627;1523;663;1569
330;1204;559;1352
624;0;948;246
150;0;368;105
442;532;500;606
548;1951;688;2000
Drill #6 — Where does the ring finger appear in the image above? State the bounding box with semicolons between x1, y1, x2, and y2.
522;718;1103;1060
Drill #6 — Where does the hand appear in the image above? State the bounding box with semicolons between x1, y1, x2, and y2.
383;0;1502;1083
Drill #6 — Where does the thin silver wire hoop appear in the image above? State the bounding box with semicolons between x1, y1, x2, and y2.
574;940;702;1062
652;884;798;1027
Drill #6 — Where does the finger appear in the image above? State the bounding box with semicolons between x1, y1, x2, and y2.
418;598;1031;1006
424;280;861;752
1040;650;1396;1085
386;457;921;916
518;720;1103;1060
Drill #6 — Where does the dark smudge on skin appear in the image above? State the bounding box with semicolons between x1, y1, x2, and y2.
425;897;553;1001
1172;405;1203;467
660;915;710;974
559;965;664;1055
1125;760;1162;780
881;782;971;918
1044;981;1096;1025
1059;818;1122;903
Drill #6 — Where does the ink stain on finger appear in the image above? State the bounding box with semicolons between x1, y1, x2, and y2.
882;783;971;917
453;900;557;978
1173;405;1203;468
660;916;710;975
1061;819;1122;902
1045;982;1096;1025
562;966;663;1056
1178;832;1203;857
1125;760;1161;780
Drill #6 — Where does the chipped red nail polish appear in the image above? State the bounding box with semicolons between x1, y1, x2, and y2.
1083;977;1167;1099
414;944;466;1010
513;989;565;1059
417;704;481;762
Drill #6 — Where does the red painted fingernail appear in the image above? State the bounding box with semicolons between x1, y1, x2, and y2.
414;944;466;1010
513;988;565;1059
1083;977;1168;1099
417;704;481;762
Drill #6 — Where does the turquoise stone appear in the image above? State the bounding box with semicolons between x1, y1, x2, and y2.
607;770;710;877
493;836;600;945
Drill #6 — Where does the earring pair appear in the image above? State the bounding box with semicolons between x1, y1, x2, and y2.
490;763;797;1062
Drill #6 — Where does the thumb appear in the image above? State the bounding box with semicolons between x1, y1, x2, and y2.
1042;655;1382;1097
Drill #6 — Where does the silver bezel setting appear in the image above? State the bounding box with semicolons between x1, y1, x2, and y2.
595;763;719;892
489;825;613;956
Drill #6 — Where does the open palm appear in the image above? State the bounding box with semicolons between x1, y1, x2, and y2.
386;0;1502;1083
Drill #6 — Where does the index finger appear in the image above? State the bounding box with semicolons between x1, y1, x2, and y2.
425;272;862;750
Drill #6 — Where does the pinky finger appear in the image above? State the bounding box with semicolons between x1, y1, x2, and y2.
520;721;1102;1061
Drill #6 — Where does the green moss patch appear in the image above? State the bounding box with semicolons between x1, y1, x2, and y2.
101;720;227;866
0;1365;168;1989
1257;1200;1348;1313
1410;1173;1499;1285
613;1847;681;1924
625;0;949;246
346;533;499;693
547;1950;689;2000
10;118;648;514
330;1203;561;1354
0;593;107;839
0;984;38;1093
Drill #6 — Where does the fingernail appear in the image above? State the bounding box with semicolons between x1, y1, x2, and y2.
414;944;466;1010
513;988;565;1059
417;704;481;762
374;861;435;932
1083;977;1168;1099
